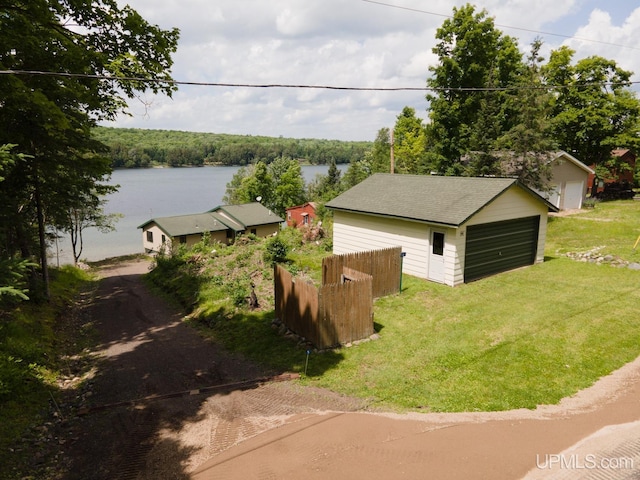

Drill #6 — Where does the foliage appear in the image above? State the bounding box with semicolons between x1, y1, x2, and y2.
0;265;95;479
493;39;556;191
393;107;429;174
92;127;371;168
426;3;524;173
420;3;639;188
263;237;290;266
543;46;640;188
0;0;179;297
223;158;307;217
0;257;36;305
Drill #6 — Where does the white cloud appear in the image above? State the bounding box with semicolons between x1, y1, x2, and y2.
104;0;640;141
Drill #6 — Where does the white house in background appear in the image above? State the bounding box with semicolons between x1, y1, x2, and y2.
543;151;594;210
325;174;558;286
138;202;283;253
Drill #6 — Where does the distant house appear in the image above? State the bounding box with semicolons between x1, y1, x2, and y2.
491;150;593;210
543;151;594;210
325;174;558;286
285;202;317;228
587;149;637;194
138;202;283;253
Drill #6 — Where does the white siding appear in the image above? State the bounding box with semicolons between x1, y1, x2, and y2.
332;185;550;287
542;157;589;210
333;211;430;279
142;224;171;253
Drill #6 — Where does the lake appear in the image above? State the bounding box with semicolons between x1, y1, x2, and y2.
50;164;345;265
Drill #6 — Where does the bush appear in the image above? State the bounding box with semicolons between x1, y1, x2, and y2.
263;236;289;265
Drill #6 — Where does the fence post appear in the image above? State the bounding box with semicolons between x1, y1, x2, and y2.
399;251;406;293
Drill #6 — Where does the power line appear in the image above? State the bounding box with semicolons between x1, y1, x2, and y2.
1;69;638;92
361;0;640;52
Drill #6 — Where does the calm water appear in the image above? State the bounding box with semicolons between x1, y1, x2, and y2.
50;164;343;265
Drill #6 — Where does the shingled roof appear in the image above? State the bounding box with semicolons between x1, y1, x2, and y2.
138;202;283;237
325;174;557;227
208;202;283;230
138;212;228;237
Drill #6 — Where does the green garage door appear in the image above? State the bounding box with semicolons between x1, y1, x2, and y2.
464;216;540;283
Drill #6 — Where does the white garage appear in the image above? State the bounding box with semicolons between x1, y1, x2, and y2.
325;174;558;286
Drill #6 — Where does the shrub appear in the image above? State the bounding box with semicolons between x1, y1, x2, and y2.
263;236;289;265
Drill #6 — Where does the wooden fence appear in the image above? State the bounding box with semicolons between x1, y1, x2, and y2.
322;246;403;298
274;265;373;349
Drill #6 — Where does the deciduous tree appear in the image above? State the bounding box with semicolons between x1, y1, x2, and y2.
426;4;523;173
543;46;640;190
0;0;179;297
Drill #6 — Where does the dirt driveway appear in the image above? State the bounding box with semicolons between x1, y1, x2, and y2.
60;259;640;479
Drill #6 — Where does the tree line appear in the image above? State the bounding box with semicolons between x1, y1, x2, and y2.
93;127;371;168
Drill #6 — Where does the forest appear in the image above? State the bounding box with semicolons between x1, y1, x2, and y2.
92;127;372;168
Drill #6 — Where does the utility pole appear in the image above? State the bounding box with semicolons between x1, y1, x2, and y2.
390;129;395;174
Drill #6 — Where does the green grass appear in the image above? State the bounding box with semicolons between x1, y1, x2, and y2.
545;199;640;262
305;260;640;411
152;200;640;413
0;266;96;480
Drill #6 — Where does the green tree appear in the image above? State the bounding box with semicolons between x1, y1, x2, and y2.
370;127;392;174
426;3;523;173
0;0;179;297
494;39;556;191
543;46;640;189
393;107;428;174
270;158;306;217
307;159;342;202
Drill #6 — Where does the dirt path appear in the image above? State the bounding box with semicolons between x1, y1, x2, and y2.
59;259;640;479
58;259;362;480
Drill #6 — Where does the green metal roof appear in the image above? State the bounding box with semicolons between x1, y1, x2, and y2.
325;174;557;227
138;202;284;237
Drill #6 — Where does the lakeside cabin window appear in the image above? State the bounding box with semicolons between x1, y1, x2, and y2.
146;231;153;243
179;235;187;244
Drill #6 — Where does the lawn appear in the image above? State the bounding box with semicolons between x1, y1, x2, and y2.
164;200;640;413
300;200;640;411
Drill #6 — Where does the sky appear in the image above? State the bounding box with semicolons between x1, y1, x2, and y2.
104;0;640;142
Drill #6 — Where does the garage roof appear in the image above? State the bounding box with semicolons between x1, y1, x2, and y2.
325;174;558;227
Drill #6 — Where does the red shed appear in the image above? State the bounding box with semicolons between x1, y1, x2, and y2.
587;149;636;194
286;202;317;228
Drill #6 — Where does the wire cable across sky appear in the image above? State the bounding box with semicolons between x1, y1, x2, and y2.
1;69;639;92
361;0;640;52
